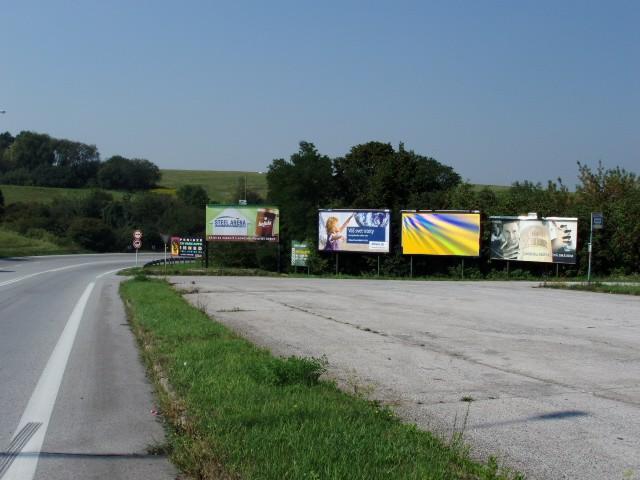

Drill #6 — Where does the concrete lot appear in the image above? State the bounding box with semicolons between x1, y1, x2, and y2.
170;276;640;480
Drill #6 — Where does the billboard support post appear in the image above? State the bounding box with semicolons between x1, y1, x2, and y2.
506;260;510;277
164;243;167;274
556;263;560;278
277;242;281;273
587;218;594;283
410;256;413;278
335;253;339;276
377;255;380;277
461;258;464;280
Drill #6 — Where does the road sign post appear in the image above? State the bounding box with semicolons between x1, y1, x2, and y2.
132;230;143;267
160;233;170;275
587;212;603;283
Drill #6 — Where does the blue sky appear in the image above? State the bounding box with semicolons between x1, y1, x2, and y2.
1;1;638;185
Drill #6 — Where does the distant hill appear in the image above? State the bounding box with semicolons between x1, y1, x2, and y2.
1;172;507;206
157;169;268;203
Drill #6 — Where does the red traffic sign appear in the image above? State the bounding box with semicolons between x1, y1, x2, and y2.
133;239;142;249
133;230;143;240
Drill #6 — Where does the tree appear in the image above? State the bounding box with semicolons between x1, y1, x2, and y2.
267;141;334;243
53;139;100;186
68;217;116;252
177;185;209;208
97;156;160;190
0;131;15;173
4;131;56;172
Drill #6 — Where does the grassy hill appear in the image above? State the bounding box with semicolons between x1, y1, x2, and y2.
0;184;125;204
157;169;268;203
1;170;268;205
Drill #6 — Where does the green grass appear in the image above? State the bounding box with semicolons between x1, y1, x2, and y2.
158;169;268;203
0;184;125;204
0;228;80;257
542;282;640;296
1;169;266;205
121;277;521;480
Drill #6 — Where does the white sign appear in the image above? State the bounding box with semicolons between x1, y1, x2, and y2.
210;208;253;237
133;239;142;249
133;230;143;240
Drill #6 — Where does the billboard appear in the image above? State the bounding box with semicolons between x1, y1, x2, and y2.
206;205;279;242
401;211;481;256
291;241;310;267
490;216;578;264
170;237;204;257
318;209;390;253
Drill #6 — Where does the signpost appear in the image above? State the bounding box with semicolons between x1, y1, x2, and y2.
160;233;170;274
132;230;143;267
588;212;603;283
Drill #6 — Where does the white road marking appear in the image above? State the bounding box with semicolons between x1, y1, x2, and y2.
1;281;96;480
0;261;128;288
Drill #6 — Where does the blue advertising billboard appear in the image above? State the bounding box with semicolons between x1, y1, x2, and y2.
318;209;390;253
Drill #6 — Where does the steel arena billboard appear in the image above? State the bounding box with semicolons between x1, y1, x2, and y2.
206;205;279;242
490;216;578;264
318;209;390;253
401;211;481;256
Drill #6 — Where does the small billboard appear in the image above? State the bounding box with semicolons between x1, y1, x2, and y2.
318;209;390;253
170;237;204;257
206;205;279;242
291;241;310;267
401;211;481;256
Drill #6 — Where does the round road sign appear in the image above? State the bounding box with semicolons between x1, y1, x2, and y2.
133;230;143;240
133;239;142;249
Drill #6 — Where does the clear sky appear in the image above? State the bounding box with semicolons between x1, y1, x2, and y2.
1;1;638;186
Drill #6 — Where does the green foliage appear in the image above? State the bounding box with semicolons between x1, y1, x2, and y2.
68;217;116;252
97;155;160;190
176;184;209;207
267;142;334;244
0;227;80;257
0;131;101;187
249;355;328;387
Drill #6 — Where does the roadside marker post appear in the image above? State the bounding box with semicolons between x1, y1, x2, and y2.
160;233;170;275
587;212;604;283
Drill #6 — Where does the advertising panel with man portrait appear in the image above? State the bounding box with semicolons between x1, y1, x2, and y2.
490;216;578;263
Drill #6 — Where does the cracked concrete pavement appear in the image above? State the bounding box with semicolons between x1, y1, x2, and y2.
170;276;640;480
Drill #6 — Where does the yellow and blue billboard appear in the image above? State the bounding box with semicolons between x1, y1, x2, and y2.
401;211;480;256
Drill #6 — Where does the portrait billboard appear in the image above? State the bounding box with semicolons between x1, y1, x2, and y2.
490;216;578;264
318;209;390;253
401;211;480;256
206;205;279;242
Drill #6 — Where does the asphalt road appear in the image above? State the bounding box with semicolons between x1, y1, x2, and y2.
0;254;176;480
172;276;640;480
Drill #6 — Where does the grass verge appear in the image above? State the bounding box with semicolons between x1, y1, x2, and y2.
0;228;80;257
121;277;521;480
541;282;640;296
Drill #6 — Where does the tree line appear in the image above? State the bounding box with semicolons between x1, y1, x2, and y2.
0;131;160;190
0;134;637;277
265;142;639;277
